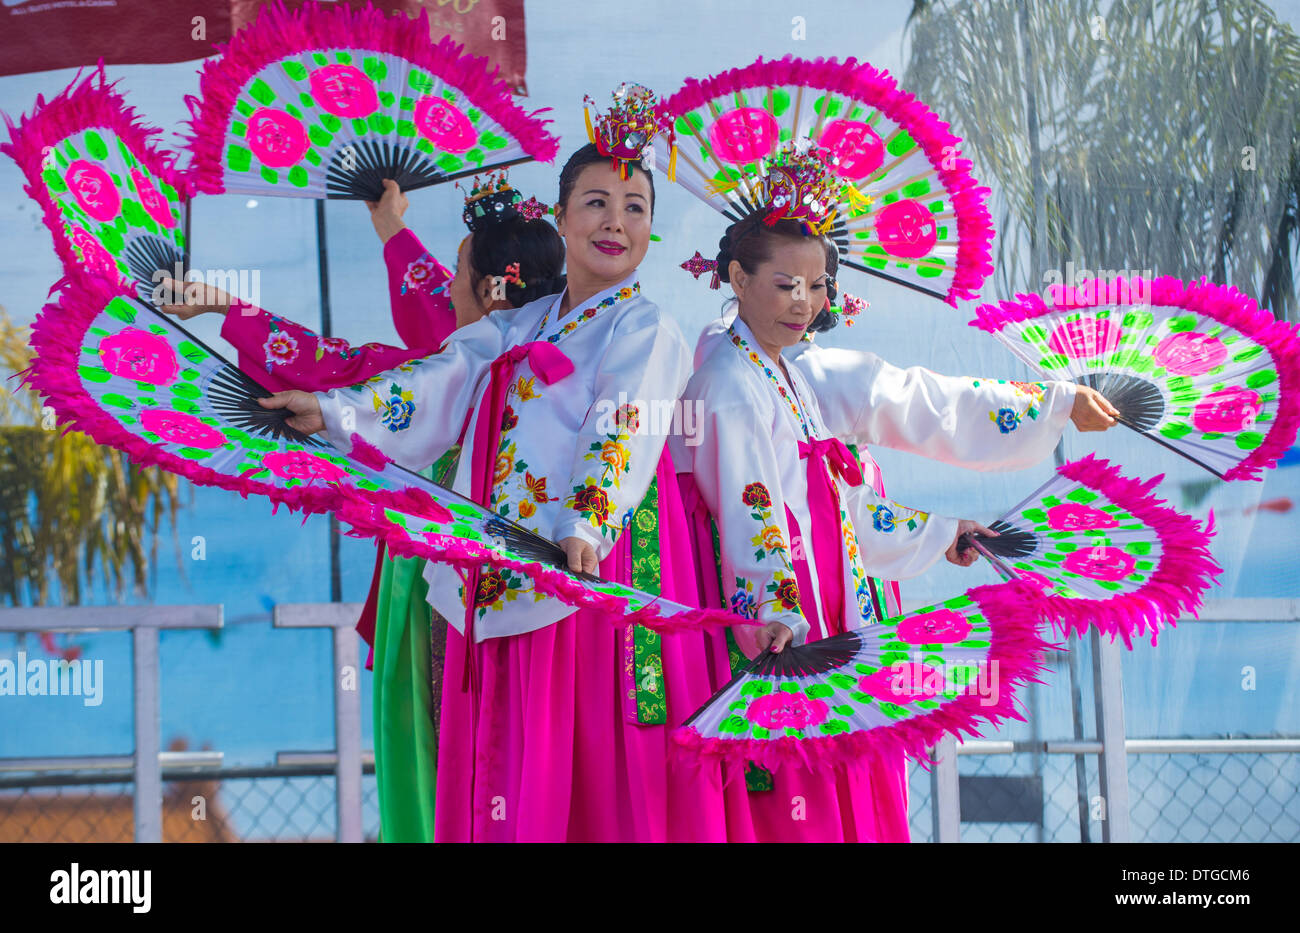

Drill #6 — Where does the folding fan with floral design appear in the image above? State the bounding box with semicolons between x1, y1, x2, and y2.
184;2;560;201
971;276;1300;480
674;580;1055;772
23;272;741;635
963;454;1222;647
654;55;994;306
2;68;190;301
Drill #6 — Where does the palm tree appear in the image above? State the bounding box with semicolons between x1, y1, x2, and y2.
0;307;185;607
904;0;1300;318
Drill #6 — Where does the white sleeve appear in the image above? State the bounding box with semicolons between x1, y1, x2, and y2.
843;483;961;581
552;309;691;557
691;392;811;644
315;314;502;469
788;344;1076;471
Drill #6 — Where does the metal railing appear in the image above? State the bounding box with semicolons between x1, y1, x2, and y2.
1;599;1297;842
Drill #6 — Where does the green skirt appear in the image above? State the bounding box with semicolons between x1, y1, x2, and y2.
373;452;456;843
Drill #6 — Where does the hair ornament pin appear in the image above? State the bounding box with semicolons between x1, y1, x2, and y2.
680;250;721;289
502;261;526;289
517;196;547;221
828;291;868;326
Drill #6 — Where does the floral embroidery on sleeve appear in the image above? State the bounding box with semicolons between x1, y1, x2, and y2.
865;501;929;533
400;252;446;297
263;327;299;369
978;379;1047;434
372;382;416;432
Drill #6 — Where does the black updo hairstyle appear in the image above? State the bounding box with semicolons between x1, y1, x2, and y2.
467;213;567;307
715;210;840;333
556;142;656;219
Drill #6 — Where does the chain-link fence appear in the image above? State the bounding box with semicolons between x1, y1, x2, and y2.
0;765;380;842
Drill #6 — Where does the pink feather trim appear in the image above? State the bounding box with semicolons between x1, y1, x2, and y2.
672;579;1058;773
333;495;757;636
970;275;1300;481
660;55;994;306
348;432;392;470
1;66;193;290
182;1;560;195
1042;454;1222;648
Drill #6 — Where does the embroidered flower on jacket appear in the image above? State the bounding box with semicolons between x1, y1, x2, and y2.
773;577;801;611
501;404;519;432
993;407;1021;433
375;383;415;432
872;505;896;533
570;483;614;526
729;582;758;619
517;499;536;519
614;404;640;433
263;331;299;367
742;482;772;509
401;253;440;296
514;376;541;401
474;570;508;607
318;336;351;355
599;440;630;474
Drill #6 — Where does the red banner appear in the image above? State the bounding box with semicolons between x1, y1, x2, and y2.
0;0;528;94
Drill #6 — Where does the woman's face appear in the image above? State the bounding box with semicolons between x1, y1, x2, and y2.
448;234;489;330
554;161;651;284
731;236;830;355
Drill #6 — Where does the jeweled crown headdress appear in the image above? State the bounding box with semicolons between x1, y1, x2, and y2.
759;143;839;235
583;83;677;180
458;169;546;231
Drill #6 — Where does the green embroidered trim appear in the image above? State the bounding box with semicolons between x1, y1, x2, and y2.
712;517;773;793
630;478;666;725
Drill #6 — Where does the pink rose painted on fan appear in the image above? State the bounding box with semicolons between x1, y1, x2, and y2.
262;451;350;484
68;225;118;278
745;690;829;731
1047;316;1121;359
247;109;310;169
99;328;180;385
895;609;972;644
874;199;937;259
859;662;946;704
1192;387;1261;433
819;119;884;180
708;108;780;164
1061;546;1136;581
414;97;476;153
130;169;176;228
66;160;121;222
309;64;379;119
1046;503;1119;531
140;409;226;449
1153;331;1228;375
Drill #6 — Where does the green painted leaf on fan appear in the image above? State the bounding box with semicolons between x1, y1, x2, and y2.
1235;431;1265;450
408;69;433;93
231;121;247;138
288;166;309;188
719;715;749;735
954;640;989;648
396;119;417;137
1096;580;1123;591
752;726;770;739
466;148;485;165
1246;370;1277;388
675;112;704;135
320;113;342;132
248;79;276;106
43;169;67;193
334;51;352;64
305;150;321;167
1122;309;1155;328
886;129;917;156
362;56;387;81
101;393;134;409
437;153;465;172
368;113;395;134
171;383;200;399
778;682;801;693
1066;488;1099;504
878;701;909;720
740;681;772;697
850;690;874;704
170;398;200;415
281;60;307;81
480;132;507;150
879;651;909;666
1161;422;1193;439
832;705;854;717
804;684;834;699
227;145;252;173
917;266;943;278
854;663;878;675
284;103;303;120
350;118;368;136
1039;354;1070;369
89;327;109;337
902;179;931;198
812;94;843;117
819;719;850;736
308;125;331;147
84;130;108;159
942;594;973;609
1231;345;1265;363
764;88;790;116
828;672;856;690
177;342;207;364
260;166;278;185
1167;315;1197;332
415;139;434;154
355;480;380;491
105;298;137;323
78;366;111;383
177;447;214;459
949;663;978;684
